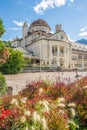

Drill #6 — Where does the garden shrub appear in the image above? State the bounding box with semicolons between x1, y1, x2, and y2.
0;48;26;74
0;72;8;95
0;18;10;96
0;41;10;66
0;77;87;129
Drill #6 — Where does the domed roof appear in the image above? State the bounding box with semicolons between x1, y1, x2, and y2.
30;19;51;29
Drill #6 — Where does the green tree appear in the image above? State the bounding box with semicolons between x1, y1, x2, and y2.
0;18;8;95
0;48;26;74
0;72;8;95
0;18;5;37
3;40;11;47
0;18;9;65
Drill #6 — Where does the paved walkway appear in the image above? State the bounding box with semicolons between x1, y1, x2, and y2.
5;71;87;95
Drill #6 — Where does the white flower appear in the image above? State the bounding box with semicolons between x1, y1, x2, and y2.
39;100;50;113
39;88;43;95
33;111;41;123
21;97;27;103
69;119;79;128
59;110;65;114
25;126;28;130
58;97;65;103
10;98;19;106
69;108;76;118
31;126;35;130
41;117;48;130
68;103;76;108
36;114;41;122
24;110;31;117
42;100;50;113
20;116;26;123
58;103;65;108
83;86;87;89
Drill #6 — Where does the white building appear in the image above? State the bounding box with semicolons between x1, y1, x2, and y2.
10;19;87;70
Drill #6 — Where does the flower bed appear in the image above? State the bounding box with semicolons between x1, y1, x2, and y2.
0;77;87;130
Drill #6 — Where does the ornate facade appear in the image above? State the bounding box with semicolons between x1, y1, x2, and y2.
11;19;87;70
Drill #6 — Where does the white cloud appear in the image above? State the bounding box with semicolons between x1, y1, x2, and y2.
79;26;87;37
50;30;54;34
78;32;87;37
13;20;24;27
80;26;87;32
34;0;75;14
70;0;74;3
8;27;21;31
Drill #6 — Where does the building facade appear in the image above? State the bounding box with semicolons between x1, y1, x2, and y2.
11;19;87;70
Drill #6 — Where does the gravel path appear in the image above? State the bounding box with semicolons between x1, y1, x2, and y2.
5;71;87;95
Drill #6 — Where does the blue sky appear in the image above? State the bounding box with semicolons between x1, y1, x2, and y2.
0;0;87;41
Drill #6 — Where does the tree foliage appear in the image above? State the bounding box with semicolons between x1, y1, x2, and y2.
0;48;26;74
0;72;8;95
0;18;5;37
0;18;10;65
3;40;11;47
0;18;10;95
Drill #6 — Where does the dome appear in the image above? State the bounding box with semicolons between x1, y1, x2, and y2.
30;19;51;29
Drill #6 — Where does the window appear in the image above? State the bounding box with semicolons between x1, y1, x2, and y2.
42;27;44;31
78;54;82;59
84;54;87;59
36;27;38;30
60;47;64;56
61;35;63;39
47;62;49;65
51;58;57;64
78;63;82;68
60;58;64;67
52;46;57;56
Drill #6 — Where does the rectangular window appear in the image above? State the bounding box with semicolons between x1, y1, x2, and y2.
60;46;64;56
84;54;87;59
78;54;82;59
52;46;57;56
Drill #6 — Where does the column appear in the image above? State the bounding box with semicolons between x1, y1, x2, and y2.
49;45;52;65
57;46;60;66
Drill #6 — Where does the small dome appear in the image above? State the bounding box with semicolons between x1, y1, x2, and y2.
30;19;51;29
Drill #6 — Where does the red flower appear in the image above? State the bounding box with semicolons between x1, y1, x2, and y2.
0;109;11;121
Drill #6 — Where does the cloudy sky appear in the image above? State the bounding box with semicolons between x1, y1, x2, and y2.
0;0;87;41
